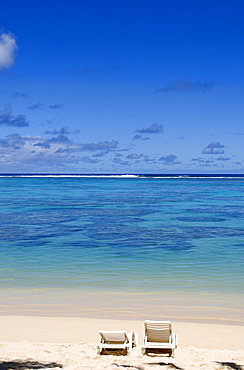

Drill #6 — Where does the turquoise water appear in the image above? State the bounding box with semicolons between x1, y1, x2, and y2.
0;175;244;321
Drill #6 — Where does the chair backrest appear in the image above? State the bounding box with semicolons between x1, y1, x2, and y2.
144;321;172;343
99;330;128;344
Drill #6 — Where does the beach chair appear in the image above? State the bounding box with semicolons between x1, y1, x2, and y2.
97;330;138;355
141;320;178;357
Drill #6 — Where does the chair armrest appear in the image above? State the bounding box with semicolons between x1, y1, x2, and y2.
170;333;178;348
132;332;138;347
175;333;178;348
143;335;148;345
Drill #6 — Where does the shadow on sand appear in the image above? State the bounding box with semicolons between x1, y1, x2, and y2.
112;362;185;370
147;362;185;369
100;349;128;356
0;360;63;369
112;364;144;370
215;362;243;370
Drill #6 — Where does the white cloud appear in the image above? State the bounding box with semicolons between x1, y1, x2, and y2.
0;32;18;70
126;153;140;160
202;142;225;155
136;123;164;134
0;134;119;171
0;104;29;127
159;154;180;165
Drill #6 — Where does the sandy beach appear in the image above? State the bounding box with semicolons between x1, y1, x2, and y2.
0;315;243;369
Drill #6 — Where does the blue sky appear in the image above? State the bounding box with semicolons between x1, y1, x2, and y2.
0;0;244;173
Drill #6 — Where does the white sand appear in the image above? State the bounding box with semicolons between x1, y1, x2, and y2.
0;316;244;369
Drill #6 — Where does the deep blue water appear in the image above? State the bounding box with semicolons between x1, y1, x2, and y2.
0;175;244;297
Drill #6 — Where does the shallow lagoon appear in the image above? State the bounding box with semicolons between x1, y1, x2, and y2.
0;176;243;323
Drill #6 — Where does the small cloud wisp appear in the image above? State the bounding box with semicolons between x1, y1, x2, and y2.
0;32;18;70
136;123;164;134
156;79;215;93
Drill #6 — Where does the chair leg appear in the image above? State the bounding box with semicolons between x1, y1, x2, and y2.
128;343;132;356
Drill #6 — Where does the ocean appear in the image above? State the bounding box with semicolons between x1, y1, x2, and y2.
0;174;243;323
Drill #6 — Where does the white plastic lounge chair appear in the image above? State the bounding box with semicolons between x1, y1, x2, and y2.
97;330;138;355
141;320;178;357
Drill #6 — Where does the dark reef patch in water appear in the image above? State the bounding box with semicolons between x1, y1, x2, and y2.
176;217;226;222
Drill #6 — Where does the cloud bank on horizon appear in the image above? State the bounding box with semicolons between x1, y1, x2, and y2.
0;0;243;173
